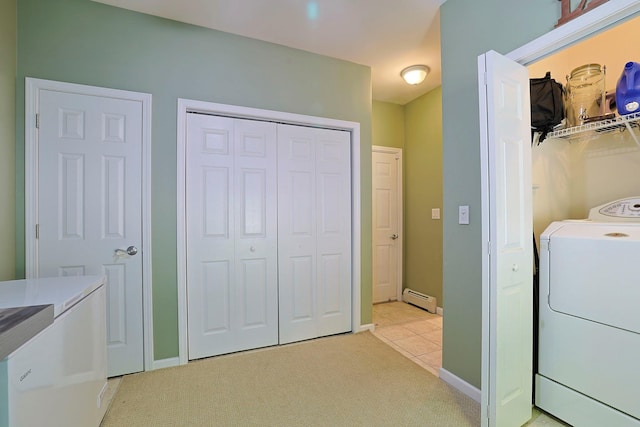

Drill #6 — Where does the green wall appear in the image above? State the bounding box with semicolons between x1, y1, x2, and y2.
372;92;444;307
16;0;373;361
0;0;16;281
372;101;404;149
404;88;443;304
440;0;561;388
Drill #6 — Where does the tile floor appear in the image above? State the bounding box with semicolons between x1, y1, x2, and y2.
372;301;443;377
371;301;569;427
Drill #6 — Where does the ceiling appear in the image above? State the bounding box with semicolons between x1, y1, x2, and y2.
93;0;445;105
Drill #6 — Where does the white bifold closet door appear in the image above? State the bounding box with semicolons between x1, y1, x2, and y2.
186;114;351;359
277;124;352;345
186;114;279;360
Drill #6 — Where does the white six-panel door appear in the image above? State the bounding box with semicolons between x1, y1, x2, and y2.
186;114;352;357
372;148;401;303
37;89;145;377
186;114;279;359
479;50;533;427
277;124;352;344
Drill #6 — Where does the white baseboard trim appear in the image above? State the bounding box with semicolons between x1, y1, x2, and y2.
150;356;181;371
439;368;481;403
436;306;443;316
356;323;375;333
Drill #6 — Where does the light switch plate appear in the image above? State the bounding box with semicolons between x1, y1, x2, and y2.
458;205;470;225
431;208;440;220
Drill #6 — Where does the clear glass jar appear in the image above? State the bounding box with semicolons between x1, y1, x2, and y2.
565;64;606;126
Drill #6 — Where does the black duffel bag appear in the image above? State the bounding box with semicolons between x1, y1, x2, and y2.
530;71;564;143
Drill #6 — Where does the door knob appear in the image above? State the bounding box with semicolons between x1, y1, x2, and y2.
115;246;138;257
390;234;399;240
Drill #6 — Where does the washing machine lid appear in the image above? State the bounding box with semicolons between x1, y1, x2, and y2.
546;222;640;334
0;275;105;318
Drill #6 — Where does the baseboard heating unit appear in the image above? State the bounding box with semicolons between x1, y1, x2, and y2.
403;288;437;313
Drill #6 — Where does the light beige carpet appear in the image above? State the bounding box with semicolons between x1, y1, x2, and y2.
101;332;479;426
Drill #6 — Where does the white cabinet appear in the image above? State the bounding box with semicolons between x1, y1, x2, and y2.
186;114;351;359
0;276;107;427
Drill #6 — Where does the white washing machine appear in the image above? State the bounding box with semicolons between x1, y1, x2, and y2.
536;197;640;427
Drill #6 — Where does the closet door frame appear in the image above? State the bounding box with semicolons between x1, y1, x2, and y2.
176;99;362;365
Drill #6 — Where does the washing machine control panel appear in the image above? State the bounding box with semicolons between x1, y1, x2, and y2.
589;197;640;221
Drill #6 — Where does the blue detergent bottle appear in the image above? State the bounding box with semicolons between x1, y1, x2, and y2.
616;61;640;115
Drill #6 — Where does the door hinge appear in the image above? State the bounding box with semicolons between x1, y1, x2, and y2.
35;224;39;239
35;114;39;129
487;240;491;255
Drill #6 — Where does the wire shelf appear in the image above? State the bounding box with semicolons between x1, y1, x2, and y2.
547;112;640;146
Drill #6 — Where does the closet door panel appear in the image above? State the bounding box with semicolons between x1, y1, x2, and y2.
201;260;231;333
237;258;268;326
277;129;317;343
316;135;352;335
187;114;278;359
233;119;279;342
278;124;351;344
291;171;314;234
203;167;231;238
187;115;236;359
290;256;314;320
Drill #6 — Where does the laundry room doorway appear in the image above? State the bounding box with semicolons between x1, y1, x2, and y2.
478;2;640;426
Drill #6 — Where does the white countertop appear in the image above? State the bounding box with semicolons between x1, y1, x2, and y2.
0;275;105;318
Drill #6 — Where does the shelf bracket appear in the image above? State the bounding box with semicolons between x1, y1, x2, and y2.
623;119;640;148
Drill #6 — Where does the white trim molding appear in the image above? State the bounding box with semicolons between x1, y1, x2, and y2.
357;323;376;333
24;77;154;372
176;98;362;365
151;357;181;371
508;0;640;64
440;368;482;403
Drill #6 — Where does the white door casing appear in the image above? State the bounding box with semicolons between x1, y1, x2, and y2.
25;78;152;377
277;124;352;344
177;99;362;365
479;50;533;427
186;115;352;356
185;113;279;359
371;147;402;303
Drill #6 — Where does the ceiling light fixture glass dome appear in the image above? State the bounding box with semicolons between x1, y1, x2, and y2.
401;65;430;85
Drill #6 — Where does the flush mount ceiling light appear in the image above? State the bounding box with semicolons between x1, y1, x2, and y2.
401;65;430;85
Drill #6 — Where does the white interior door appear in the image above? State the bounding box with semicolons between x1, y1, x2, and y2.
277;124;352;344
186;113;279;359
37;89;145;377
372;147;402;303
479;50;533;426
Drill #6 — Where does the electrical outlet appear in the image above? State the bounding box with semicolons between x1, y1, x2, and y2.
458;205;470;225
431;208;440;220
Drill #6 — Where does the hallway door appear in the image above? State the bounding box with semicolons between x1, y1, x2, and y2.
372;147;402;303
